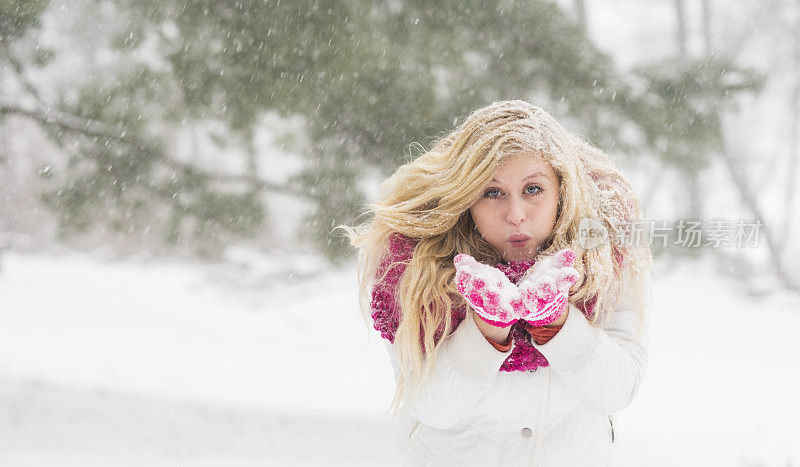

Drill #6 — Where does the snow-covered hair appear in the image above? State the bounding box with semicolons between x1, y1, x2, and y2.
340;99;653;420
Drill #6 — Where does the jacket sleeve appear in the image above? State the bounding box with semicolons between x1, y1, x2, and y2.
531;276;651;414
382;308;512;429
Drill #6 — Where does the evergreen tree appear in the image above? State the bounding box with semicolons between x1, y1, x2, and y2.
0;0;764;260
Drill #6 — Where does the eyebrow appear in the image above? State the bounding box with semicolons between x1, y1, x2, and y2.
490;172;549;184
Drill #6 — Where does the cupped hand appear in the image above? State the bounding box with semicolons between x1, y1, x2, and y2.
453;254;523;328
516;249;580;327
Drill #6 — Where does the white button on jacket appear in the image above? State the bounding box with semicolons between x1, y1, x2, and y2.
381;277;650;466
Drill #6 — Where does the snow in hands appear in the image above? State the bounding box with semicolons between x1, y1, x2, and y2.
454;249;579;328
517;249;579;326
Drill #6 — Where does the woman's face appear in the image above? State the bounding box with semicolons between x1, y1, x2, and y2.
469;152;560;262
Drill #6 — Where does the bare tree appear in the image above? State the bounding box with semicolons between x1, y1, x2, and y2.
673;0;704;220
675;0;688;59
574;0;587;35
704;0;799;290
701;0;713;53
781;0;800;252
785;77;799;252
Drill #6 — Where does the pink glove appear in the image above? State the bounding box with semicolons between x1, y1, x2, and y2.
517;249;580;327
453;254;523;328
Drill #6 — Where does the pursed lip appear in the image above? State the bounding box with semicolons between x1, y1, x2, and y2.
508;233;531;242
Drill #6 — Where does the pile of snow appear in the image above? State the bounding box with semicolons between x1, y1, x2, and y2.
1;249;798;466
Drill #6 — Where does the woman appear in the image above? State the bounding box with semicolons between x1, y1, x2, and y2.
344;99;653;466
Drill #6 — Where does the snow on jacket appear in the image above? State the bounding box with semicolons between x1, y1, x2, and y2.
371;234;650;466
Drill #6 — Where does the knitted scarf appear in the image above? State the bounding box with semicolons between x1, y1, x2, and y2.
370;233;596;373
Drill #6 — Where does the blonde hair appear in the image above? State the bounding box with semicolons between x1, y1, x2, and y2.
339;99;653;420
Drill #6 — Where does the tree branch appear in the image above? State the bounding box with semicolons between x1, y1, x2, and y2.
1;39;43;102
718;139;798;290
0;95;326;206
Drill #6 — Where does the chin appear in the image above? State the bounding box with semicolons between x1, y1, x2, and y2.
502;250;536;262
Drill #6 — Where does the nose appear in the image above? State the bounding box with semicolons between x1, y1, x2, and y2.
505;195;526;225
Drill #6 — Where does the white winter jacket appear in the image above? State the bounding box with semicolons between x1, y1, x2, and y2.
382;279;650;466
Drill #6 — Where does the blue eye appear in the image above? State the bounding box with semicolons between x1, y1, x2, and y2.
525;185;543;195
484;188;502;198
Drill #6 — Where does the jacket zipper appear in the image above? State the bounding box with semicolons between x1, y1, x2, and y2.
609;415;615;444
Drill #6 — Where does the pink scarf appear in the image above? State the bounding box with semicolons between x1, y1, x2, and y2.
370;233;597;373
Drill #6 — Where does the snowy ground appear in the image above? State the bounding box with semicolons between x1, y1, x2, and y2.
1;249;799;466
